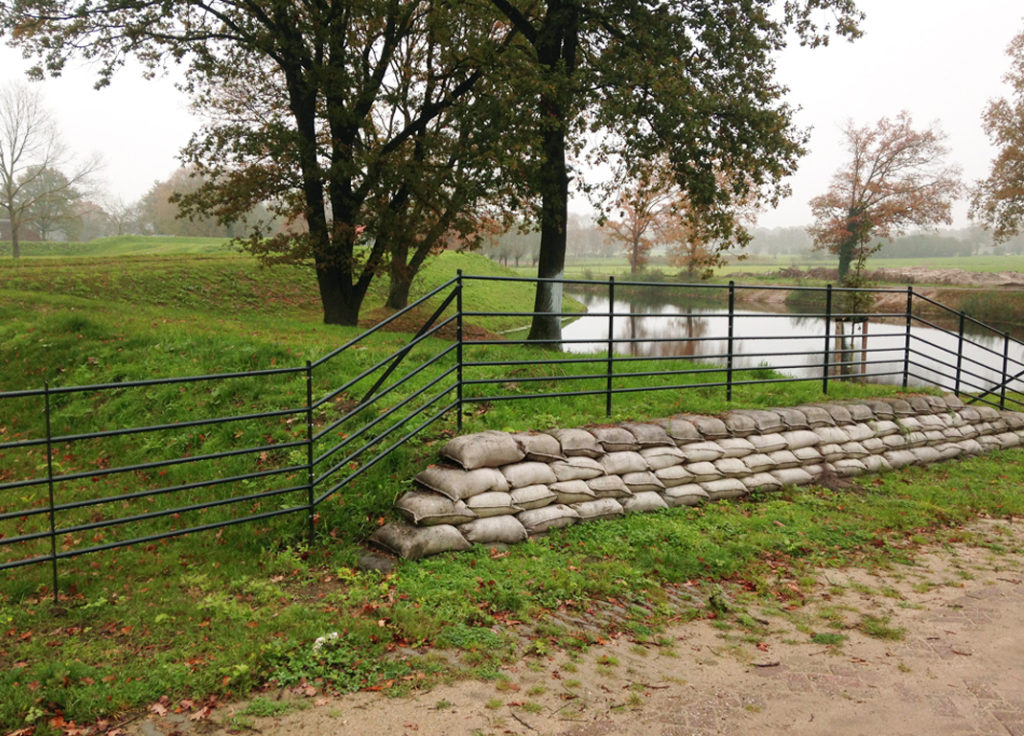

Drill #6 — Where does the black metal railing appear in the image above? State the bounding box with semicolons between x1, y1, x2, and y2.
3;273;1023;593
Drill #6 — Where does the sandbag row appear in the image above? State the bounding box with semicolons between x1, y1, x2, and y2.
369;396;1024;559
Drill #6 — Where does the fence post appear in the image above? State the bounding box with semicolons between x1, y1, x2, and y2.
822;284;832;394
955;311;965;397
606;276;615;417
44;383;58;605
1001;332;1010;410
456;270;464;433
902;286;913;390
305;361;315;545
726;281;735;402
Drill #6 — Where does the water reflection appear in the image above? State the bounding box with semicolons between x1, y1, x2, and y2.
562;293;1024;395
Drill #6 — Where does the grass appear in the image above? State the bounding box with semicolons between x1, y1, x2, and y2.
0;244;1023;733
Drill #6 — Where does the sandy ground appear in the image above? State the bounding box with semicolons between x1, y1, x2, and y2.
129;516;1024;736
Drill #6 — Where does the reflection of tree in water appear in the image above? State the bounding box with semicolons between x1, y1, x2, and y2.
623;302;709;358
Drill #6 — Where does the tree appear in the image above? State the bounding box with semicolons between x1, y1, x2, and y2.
971;27;1024;242
3;1;518;324
0;82;96;256
808;112;963;285
19;165;83;239
488;0;863;343
601;163;675;275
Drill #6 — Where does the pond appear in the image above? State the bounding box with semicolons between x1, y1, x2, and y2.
561;292;1024;397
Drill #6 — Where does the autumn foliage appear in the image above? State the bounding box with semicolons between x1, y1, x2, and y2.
971;27;1024;242
808;112;962;284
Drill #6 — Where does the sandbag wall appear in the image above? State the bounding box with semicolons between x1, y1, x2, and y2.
369;395;1024;559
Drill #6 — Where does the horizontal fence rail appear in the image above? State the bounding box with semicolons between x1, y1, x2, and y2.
3;274;1023;596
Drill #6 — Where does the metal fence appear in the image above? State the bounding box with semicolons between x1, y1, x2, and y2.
3;274;1022;591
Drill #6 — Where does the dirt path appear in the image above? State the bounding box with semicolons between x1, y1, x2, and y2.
136;518;1024;736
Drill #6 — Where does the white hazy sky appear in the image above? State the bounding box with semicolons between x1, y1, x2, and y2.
1;0;1021;227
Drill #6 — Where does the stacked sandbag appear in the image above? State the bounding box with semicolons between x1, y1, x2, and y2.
369;396;1024;559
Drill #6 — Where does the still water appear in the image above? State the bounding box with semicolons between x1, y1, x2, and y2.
561;293;1024;395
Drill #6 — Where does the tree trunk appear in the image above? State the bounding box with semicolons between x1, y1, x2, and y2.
386;263;413;310
527;1;577;347
11;225;19;259
315;261;364;326
837;237;855;283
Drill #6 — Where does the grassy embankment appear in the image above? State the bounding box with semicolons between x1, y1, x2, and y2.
0;242;1022;734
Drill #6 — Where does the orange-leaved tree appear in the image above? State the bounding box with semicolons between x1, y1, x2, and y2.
971;27;1024;242
601;163;675;275
808;112;963;285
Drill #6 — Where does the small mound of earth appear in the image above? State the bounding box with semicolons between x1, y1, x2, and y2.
735;266;1024;288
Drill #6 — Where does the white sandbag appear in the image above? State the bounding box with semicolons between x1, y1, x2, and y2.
742;453;776;474
803;464;825;478
601;451;649;475
933;443;961;460
510;484;557;510
977;435;1002;452
818;403;853;425
517;504;580;534
870;420;900;437
923;430;946;445
776;407;810;429
996;431;1022;449
680;441;725;463
549;428;604;458
861;437;885;454
957;424;979;439
977;405;1002;422
831;458;867;477
781;430;820;451
501;461;558;488
743;472;782;492
571;498;625;521
395;492;477;526
1001;412;1024;430
844;423;876;443
415;466;509;501
622;491;669;513
551;480;597;504
744;409;786;433
587;475;632;498
911;446;942;465
748;433;787;453
661;483;709;507
881;434;908;450
512;432;566;462
622;471;665;493
839;441;869;459
957;438;984;455
654;465;695;488
369;523;470;560
689;415;729;438
701;478;748;501
640;445;688;470
769;449;802;469
842;403;876;422
818;443;845;462
591;426;640;452
861;454;892;473
622;422;675;447
904;431;928;448
717;437;755;458
770;467;814;487
441;431;525;470
714;457;750;477
656;416;702;444
897;416;923;433
459;516;528;545
550;456;605;482
883;449;917;469
917;414;946;431
799;405;836;428
684;461;720;483
466;491;521;518
722;412;759;437
814;426;850;445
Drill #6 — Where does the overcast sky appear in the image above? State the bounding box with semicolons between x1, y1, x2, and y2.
1;0;1021;228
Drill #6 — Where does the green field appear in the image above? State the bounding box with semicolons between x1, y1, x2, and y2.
1;239;1022;733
